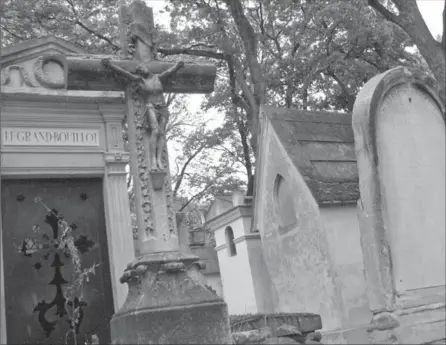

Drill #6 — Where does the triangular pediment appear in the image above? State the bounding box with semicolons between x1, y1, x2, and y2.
1;36;88;90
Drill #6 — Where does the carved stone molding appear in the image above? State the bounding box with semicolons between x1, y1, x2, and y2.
150;170;166;191
104;152;130;176
104;123;126;152
205;205;253;231
233;233;261;244
34;54;66;89
119;251;200;283
1;65;35;87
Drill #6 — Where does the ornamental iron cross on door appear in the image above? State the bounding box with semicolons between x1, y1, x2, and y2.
64;0;217;255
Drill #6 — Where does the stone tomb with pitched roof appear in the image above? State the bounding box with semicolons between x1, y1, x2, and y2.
251;107;370;343
204;106;371;342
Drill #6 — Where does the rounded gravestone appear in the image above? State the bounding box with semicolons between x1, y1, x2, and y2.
352;66;445;310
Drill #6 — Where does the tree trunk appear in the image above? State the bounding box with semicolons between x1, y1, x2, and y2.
368;0;446;104
236;118;253;189
224;0;265;154
302;88;308;110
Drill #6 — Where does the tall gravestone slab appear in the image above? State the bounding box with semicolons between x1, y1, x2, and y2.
353;67;445;344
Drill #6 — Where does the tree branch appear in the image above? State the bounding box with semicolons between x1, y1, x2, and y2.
74;20;120;51
367;0;401;26
0;26;28;41
224;0;264;108
65;0;77;15
326;70;355;111
178;180;217;212
187;43;217;49
158;47;226;60
173;142;209;198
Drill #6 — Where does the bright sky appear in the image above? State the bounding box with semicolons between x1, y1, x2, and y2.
417;0;444;38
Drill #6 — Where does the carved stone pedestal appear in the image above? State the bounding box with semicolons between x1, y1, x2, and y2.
110;251;232;344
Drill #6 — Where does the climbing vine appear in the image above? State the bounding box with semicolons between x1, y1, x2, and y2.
33;196;99;345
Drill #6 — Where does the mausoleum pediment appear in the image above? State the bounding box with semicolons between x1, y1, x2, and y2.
1;36;87;90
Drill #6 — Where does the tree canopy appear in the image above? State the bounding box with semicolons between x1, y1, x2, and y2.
2;0;441;205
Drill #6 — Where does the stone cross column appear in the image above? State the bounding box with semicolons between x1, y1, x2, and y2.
64;1;232;343
118;1;179;255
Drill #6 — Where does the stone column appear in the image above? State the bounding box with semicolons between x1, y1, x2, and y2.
103;152;134;311
0;183;6;343
100;103;136;311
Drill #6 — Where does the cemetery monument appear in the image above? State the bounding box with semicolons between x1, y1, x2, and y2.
64;1;232;344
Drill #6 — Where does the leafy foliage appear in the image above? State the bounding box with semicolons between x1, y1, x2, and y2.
164;0;421;114
0;0;125;53
2;0;435;206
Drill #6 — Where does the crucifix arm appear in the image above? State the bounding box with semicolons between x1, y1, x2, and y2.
102;58;141;82
158;61;185;80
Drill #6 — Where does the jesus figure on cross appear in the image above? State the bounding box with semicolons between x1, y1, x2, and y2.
101;58;185;170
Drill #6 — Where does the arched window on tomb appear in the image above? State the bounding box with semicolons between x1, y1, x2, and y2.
225;226;237;257
274;174;298;230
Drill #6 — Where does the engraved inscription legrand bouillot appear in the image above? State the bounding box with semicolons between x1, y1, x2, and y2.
1;127;100;147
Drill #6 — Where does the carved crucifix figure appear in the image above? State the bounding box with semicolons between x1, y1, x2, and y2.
101;58;184;170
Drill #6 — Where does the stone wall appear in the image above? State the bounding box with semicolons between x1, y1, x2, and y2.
253;117;345;332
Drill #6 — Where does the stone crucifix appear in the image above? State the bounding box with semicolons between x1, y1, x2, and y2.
64;1;231;344
66;0;216;254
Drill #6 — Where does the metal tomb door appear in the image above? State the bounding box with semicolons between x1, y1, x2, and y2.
1;178;113;344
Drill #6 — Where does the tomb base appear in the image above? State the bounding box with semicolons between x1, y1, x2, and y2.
110;251;233;344
366;302;446;344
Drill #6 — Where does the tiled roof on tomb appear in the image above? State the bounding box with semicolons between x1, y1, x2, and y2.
264;106;359;205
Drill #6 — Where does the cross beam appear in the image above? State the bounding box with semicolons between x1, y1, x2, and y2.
65;56;216;93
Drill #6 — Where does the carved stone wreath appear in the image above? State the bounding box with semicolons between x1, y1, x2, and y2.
33;54;66;89
1;65;35;87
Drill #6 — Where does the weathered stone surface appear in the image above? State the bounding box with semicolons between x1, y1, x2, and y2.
305;332;322;342
252;106;345;332
232;327;272;344
112;300;230;344
266;107;359;206
276;323;302;337
230;313;322;334
260;336;299;344
367;329;398;344
368;311;399;331
353;66;446;312
111;252;232;344
353;66;446;344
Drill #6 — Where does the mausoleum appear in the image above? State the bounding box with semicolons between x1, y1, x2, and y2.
0;36;134;344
